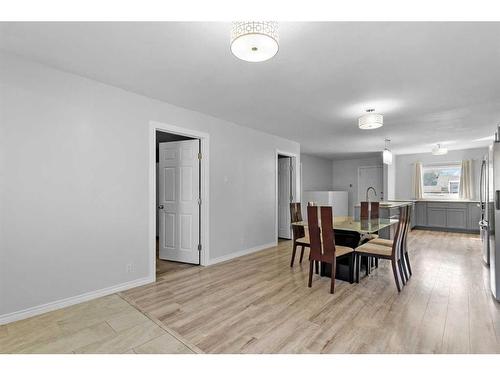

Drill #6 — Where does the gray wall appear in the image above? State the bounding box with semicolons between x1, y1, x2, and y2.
301;154;333;193
395;147;487;200
332;156;383;215
0;52;300;319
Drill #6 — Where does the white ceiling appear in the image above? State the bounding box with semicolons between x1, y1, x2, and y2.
1;22;499;159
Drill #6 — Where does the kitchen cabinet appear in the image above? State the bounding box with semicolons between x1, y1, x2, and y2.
427;207;447;228
446;208;467;229
413;201;479;232
467;202;481;231
415;202;427;227
410;203;416;229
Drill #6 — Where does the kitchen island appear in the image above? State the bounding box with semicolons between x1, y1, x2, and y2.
354;201;414;239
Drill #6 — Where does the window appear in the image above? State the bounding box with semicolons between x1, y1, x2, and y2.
422;163;461;199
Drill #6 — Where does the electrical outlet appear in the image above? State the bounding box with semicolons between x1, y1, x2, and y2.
126;263;134;273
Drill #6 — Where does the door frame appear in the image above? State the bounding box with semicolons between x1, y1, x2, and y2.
149;121;210;279
275;149;300;242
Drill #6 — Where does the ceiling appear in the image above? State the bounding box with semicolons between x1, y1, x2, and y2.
1;22;499;159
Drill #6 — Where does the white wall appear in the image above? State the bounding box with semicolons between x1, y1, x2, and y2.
383;156;397;201
332;156;383;215
300;153;333;193
395;147;487;200
0;53;300;320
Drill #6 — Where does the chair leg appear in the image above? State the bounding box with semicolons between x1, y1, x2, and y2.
401;256;409;282
375;258;379;268
404;251;413;276
398;259;406;285
315;260;320;275
330;257;337;294
349;253;354;284
290;242;297;267
308;260;314;288
365;256;370;276
391;259;402;292
356;253;360;283
299;246;305;263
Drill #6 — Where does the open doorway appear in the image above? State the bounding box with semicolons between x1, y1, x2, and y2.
276;152;297;241
154;127;208;277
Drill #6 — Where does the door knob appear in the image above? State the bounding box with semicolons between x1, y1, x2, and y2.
158;205;164;209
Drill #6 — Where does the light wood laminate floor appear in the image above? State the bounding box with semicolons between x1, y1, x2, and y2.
123;230;500;353
0;294;198;354
2;230;499;354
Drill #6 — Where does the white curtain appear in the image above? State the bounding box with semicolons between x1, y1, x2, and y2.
414;162;423;199
459;160;473;200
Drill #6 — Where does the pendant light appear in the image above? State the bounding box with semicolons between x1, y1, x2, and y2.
432;144;448;155
230;22;279;62
383;138;393;165
359;109;384;130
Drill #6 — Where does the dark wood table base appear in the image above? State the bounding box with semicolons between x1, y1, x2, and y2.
318;230;371;283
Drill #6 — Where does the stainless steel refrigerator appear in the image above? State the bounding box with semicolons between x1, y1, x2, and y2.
479;153;490;265
487;141;500;301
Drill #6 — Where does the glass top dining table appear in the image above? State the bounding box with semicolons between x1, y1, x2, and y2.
292;216;399;234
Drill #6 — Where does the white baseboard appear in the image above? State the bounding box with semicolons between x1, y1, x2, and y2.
0;275;155;325
1;242;280;324
207;241;277;266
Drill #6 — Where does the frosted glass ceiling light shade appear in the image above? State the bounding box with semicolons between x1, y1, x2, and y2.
358;109;383;130
432;144;448;155
230;22;279;62
383;149;393;165
383;138;393;165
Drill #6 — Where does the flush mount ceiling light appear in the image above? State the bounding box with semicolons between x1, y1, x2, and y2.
432;144;448;155
230;22;279;62
358;109;384;130
383;138;393;165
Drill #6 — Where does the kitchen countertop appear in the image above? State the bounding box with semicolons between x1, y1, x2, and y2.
413;199;479;203
355;199;479;207
354;201;414;208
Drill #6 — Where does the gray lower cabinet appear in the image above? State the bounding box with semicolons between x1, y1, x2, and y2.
427;207;447;228
446;208;467;229
468;203;481;231
410;203;416;228
415;202;427;227
414;201;479;232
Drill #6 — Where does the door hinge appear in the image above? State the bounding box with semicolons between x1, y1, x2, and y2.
197;244;202;251
198;198;201;205
198;152;202;160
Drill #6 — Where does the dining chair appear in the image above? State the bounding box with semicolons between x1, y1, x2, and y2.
307;205;354;294
370;202;380;219
290;203;310;267
370;201;380;269
355;206;407;292
306;202;321;274
368;204;413;283
360;201;380;220
360;201;369;220
360;201;380;272
402;205;413;277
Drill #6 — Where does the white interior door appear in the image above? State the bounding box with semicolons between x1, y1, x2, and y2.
278;157;292;239
358;165;383;203
158;140;200;264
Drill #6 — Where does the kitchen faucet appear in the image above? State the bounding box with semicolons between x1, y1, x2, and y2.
366;187;377;202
